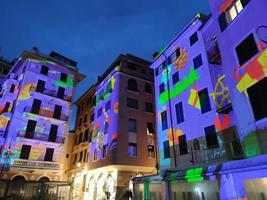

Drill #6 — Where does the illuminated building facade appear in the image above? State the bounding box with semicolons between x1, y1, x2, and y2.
71;54;157;200
69;85;96;200
0;49;84;182
133;0;267;199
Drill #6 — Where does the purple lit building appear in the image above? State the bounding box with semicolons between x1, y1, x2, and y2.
0;49;84;182
133;0;267;199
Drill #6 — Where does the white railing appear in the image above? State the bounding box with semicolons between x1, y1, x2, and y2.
11;159;62;170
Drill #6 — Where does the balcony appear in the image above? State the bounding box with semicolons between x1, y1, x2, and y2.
24;106;68;121
207;45;222;65
30;86;72;102
17;130;65;144
10;159;61;170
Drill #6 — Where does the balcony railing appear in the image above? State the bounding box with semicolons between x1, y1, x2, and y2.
30;86;72;102
207;45;222;65
17;130;65;144
24;106;68;121
10;159;61;170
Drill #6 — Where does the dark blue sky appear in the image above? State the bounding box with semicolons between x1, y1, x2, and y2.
0;0;210;128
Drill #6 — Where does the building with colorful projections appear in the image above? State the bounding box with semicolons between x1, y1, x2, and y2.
70;54;157;200
133;0;267;199
0;48;85;182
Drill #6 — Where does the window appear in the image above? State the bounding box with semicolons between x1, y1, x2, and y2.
205;125;219;149
20;145;31;159
79;118;82;127
190;32;198;46
199;88;211;114
93;150;98;161
145;102;153;113
83;114;87;124
99;90;104;100
3;69;8;74
163;141;170;158
53;105;62;119
107;81;113;93
172;71;179;85
73;154;77;164
227;0;243;21
175;102;184;124
89;130;92;143
161;111;168;131
147;122;155;134
148;145;155;158
48;124;58;142
3;102;10;113
235;33;258;66
36;80;45;93
128;143;137;157
102;144;107;158
159;83;165;94
25;120;37;139
79;133;83;144
57;87;65;99
169;47;181;63
31;99;41;114
40;65;49;75
84;129;89;142
90;113;94;123
104;121;109;134
44;148;54;161
60;73;67;82
127;98;138;110
128;62;137;70
193;54;203;69
128;119;137;132
79;151;83;162
10;84;15;93
83;149;87;162
128;79;138;91
97;107;102;117
178;135;188;155
145;83;152;93
105;100;111;111
248;78;267;121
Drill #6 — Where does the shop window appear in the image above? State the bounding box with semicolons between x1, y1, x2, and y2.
163;141;170;158
248;77;267;121
235;33;258;66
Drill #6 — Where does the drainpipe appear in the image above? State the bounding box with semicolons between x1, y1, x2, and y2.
162;53;177;168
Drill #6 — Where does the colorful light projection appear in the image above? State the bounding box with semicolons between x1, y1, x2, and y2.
211;75;231;109
185;167;204;183
235;49;267;96
243;132;261;158
90;73;119;161
214;114;231;131
56;75;74;88
188;88;200;109
159;67;200;104
167;128;184;146
18;83;35;101
173;48;188;71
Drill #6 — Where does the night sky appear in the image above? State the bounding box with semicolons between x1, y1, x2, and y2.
0;0;210;128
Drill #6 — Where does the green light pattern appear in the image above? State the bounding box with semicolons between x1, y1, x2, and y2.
56;75;74;88
185;167;204;183
243;132;261;158
159;67;200;104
